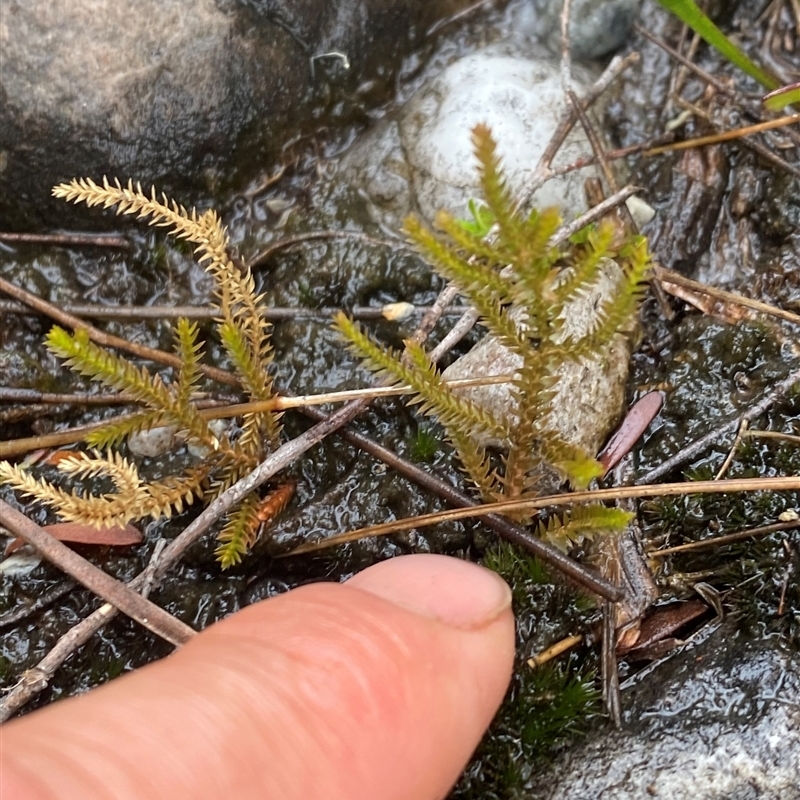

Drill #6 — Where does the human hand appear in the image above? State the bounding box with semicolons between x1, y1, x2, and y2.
2;554;515;800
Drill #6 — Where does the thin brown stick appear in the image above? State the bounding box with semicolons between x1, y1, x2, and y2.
284;475;800;553
428;308;481;363
746;429;800;446
0;427;114;459
714;419;748;480
139;539;167;601
525;52;640;202
527;634;582;667
196;374;514;418
0;580;76;631
0;388;232;407
0;405;56;425
0;232;131;250
0;277;239;387
0;541;167;722
0;300;223;320
734;133;800;180
792;0;800;36
653;264;800;325
0;378;507;458
778;539;794;615
0;398;235;459
549;186;640;246
648;519;800;557
644;114;800;156
670;24;700;101
0;599;120;722
0;388;141;405
407;283;462;349
633;22;734;96
0;499;195;647
637;361;800;484
602;595;622;728
568;89;619;194
541;135;676;181
0;299;465;322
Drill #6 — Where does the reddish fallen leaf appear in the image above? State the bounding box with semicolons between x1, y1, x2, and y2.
617;599;708;660
4;522;142;556
598;391;665;477
40;449;83;467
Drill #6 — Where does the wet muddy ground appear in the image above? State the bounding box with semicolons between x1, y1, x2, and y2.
2;0;800;795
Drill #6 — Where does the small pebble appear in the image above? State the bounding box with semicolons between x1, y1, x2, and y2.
0;548;43;577
128;425;180;458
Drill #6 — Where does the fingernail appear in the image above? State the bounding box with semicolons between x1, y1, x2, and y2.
346;554;512;631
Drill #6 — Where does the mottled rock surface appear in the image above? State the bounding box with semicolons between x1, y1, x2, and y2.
0;0;473;228
442;260;632;454
530;0;641;60
535;623;800;799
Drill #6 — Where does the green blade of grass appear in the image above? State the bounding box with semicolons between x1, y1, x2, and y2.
764;83;800;112
656;0;779;90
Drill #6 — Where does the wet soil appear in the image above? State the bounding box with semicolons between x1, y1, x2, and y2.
2;0;800;795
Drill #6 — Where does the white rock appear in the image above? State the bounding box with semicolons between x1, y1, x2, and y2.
0;548;43;577
626;195;656;228
400;47;599;223
344;44;606;227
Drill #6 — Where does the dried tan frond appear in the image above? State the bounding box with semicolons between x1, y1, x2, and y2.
56;450;142;495
23;178;289;565
0;456;212;528
0;459;146;528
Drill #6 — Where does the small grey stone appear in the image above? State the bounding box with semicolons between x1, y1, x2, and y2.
530;0;641;61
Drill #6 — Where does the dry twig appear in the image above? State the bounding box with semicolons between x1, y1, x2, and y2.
0;498;194;647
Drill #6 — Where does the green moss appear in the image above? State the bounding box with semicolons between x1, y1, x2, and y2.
452;658;600;799
482;540;552;588
408;424;440;463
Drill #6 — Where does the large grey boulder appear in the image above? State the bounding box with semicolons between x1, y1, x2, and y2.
536;623;800;799
0;0;473;228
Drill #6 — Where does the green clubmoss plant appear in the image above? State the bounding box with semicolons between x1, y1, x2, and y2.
334;124;650;548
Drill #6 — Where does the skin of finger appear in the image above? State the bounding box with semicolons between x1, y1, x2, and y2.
2;581;515;800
